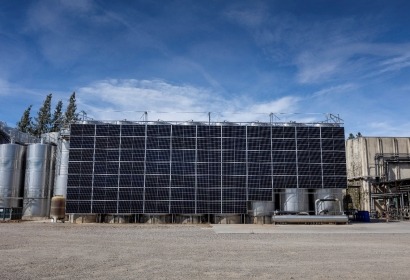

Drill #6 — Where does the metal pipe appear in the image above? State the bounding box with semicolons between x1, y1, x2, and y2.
315;198;339;215
272;215;348;224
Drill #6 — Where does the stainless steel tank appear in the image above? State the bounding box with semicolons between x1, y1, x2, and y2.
247;201;275;216
54;138;69;197
314;188;343;215
0;144;26;208
23;143;53;217
281;188;309;213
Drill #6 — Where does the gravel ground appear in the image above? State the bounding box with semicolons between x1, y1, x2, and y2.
1;221;410;280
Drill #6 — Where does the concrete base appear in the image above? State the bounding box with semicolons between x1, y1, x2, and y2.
104;215;133;223
214;214;242;224
141;214;172;224
174;215;203;224
69;214;97;224
21;216;50;221
249;215;272;224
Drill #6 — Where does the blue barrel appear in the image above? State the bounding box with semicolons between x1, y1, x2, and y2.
356;211;370;222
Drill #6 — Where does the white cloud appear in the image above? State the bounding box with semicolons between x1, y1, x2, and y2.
0;78;44;97
23;0;125;66
367;121;410;137
312;83;356;97
77;79;302;123
378;53;410;74
224;6;410;84
0;79;11;96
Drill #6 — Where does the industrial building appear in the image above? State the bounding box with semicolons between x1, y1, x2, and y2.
1;118;348;223
346;137;410;220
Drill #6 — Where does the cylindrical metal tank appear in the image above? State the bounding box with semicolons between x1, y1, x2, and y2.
23;143;52;217
281;189;309;213
271;215;348;224
314;189;343;215
247;201;275;216
50;195;65;222
0;144;26;208
53;138;69;197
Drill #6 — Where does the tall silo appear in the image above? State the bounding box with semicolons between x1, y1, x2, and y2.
23;143;53;217
50;137;69;222
0;143;26;209
53;138;69;197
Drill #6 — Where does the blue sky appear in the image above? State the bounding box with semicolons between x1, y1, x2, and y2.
1;0;410;136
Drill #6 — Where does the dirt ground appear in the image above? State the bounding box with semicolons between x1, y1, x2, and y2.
1;221;410;279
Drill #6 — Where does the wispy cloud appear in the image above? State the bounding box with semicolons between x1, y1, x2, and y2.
224;4;268;29
296;43;410;83
312;83;356;97
224;5;410;84
378;53;410;74
0;79;45;97
0;79;11;96
23;0;126;66
77;79;302;123
367;121;410;137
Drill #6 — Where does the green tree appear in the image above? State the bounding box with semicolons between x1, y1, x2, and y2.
356;132;362;138
348;133;355;139
33;93;52;137
65;91;78;124
17;105;33;133
51;100;63;132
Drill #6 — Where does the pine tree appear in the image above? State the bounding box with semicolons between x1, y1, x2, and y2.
65;92;78;124
51;100;63;132
33;93;52;137
17;105;33;133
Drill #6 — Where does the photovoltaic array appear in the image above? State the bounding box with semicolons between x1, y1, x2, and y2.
66;123;346;214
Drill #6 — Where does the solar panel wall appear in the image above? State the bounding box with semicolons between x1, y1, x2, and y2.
66;123;346;214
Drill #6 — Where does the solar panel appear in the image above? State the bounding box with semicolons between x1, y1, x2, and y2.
66;123;347;214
